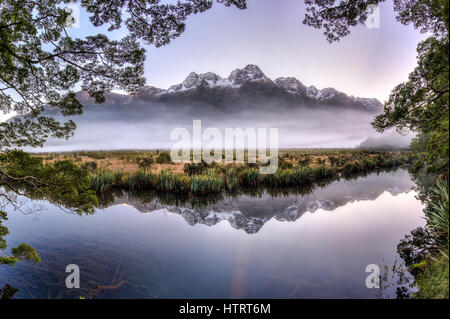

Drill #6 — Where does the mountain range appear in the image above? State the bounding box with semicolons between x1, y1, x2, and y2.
21;64;403;151
71;64;382;113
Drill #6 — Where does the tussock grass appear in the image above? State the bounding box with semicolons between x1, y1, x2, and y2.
425;180;449;258
90;170;115;192
156;169;189;192
76;150;410;194
191;172;223;194
126;170;155;190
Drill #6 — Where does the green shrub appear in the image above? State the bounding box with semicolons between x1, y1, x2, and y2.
137;157;154;169
81;161;98;172
328;156;339;166
184;161;220;175
156;152;172;164
298;156;311;166
278;156;293;169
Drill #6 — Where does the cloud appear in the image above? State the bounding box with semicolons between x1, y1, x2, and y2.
358;130;414;150
28;97;410;152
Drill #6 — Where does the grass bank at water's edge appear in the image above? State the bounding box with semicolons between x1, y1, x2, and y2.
83;151;410;194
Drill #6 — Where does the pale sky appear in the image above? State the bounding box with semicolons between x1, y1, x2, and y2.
142;0;427;102
1;0;427;122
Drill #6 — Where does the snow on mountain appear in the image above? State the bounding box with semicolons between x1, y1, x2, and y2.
105;173;412;234
25;64;382;120
228;64;268;84
135;85;165;97
351;97;383;112
274;77;307;95
131;64;382;112
166;64;268;93
317;87;338;100
306;85;319;98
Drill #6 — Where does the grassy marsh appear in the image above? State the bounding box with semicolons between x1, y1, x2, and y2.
33;149;412;194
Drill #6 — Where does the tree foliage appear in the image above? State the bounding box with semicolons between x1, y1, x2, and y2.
372;0;449;174
0;150;97;265
1;150;98;211
303;0;449;174
1;0;448;271
0;0;246;268
303;0;384;43
373;31;449;173
0;0;246;149
0;283;18;299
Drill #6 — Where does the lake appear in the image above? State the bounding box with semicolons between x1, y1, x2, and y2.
0;169;425;298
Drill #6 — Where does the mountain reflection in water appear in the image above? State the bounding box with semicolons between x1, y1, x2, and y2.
0;169;425;299
100;169;416;234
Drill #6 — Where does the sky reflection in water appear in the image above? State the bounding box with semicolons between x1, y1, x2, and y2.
0;169;425;298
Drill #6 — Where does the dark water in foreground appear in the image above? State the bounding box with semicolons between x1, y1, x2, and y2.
0;169;425;298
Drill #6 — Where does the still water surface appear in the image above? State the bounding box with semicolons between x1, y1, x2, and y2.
0;169;425;298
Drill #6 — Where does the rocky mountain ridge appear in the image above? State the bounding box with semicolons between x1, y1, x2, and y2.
131;64;383;112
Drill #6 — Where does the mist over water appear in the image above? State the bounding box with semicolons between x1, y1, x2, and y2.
31;98;412;152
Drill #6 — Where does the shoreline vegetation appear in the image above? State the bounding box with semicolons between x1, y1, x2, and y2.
1;0;447;301
35;149;411;194
43;149;447;300
8;149;447;299
405;179;449;299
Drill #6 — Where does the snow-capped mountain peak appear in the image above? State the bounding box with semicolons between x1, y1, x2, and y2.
183;72;202;88
228;64;268;85
317;87;338;100
351;97;383;112
181;71;225;88
136;64;382;112
166;64;270;93
274;77;307;94
306;85;318;98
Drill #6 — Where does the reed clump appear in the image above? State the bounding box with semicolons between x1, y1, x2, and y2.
156;169;190;192
190;171;223;194
87;151;410;194
126;170;155;190
90;170;115;192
